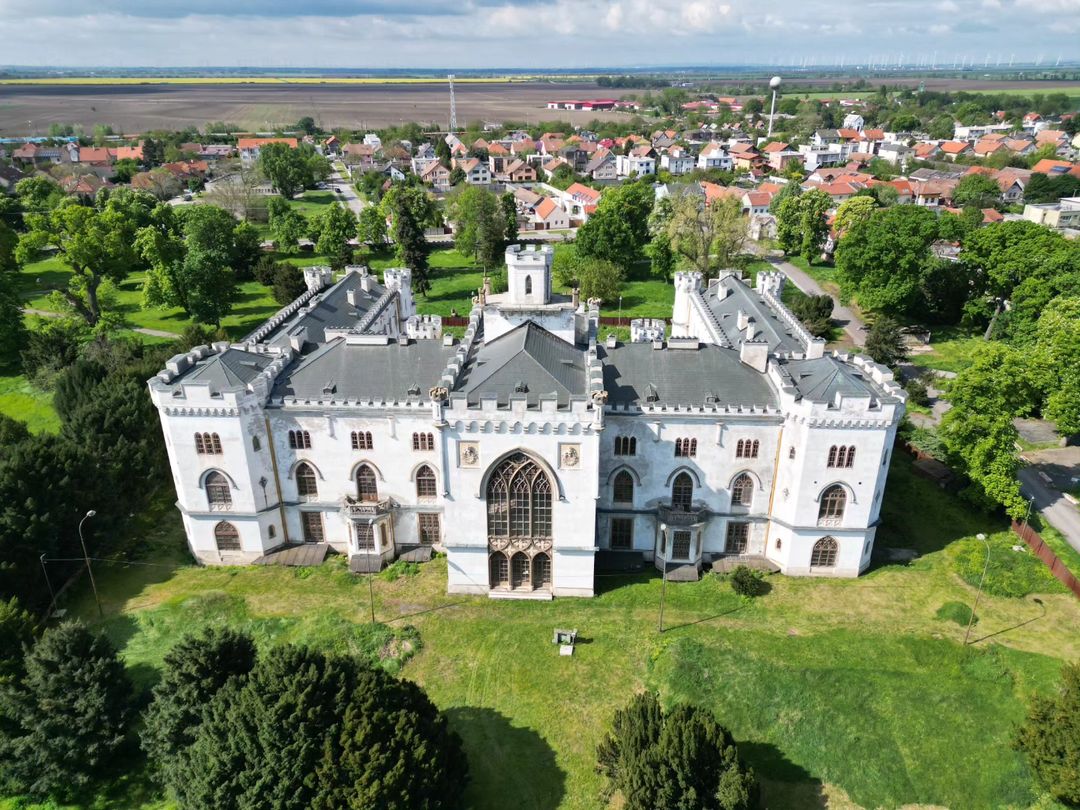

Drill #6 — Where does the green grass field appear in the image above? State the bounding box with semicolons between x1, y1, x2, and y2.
913;327;985;374
0;372;60;433
8;454;1075;810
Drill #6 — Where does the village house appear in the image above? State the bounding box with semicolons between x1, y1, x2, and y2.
1023;197;1080;232
529;197;571;230
454;158;492;185
616;146;657;178
938;141;972;161
239;137;299;166
585;150;618;181
660;146;695;175
697;142;733;172
419;161;451;191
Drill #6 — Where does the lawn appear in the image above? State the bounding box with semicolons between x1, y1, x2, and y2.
913;326;986;374
0;372;60;433
18;258;283;340
19;453;1080;810
288;189;339;218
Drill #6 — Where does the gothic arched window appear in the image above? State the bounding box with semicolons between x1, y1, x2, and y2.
811;536;839;567
671;472;693;510
818;485;847;524
295;462;318;499
613;470;634;503
486;453;552;540
525;275;533;295
214;521;240;551
731;473;753;507
416;465;437;499
356;465;379;502
205;471;232;510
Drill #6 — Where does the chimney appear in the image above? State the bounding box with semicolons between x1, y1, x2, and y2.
360;275;374;292
347;289;360;306
740;341;769;372
572;287;580;307
736;310;750;330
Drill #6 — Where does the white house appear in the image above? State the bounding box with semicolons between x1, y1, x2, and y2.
697;142;733;171
661;147;695;175
150;248;905;599
616;147;657;178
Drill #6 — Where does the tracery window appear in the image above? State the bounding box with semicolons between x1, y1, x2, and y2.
736;439;759;459
614;436;637;456
412;432;435;451
486;454;553;541
674;438;697;457
818;485;847;525
811;536;839;567
288;430;311;450
351;431;373;450
613;471;634;503
731;473;754;507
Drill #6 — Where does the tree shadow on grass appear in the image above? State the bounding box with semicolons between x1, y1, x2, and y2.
739;741;828;809
444;707;566;810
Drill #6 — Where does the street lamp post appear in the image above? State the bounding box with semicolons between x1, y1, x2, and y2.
78;510;103;618
963;532;989;646
766;76;782;139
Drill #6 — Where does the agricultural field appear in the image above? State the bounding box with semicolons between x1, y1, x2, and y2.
0;82;624;135
8;454;1078;810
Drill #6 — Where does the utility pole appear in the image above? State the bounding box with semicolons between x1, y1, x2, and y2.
658;559;669;633
78;510;103;618
963;533;989;646
40;553;56;609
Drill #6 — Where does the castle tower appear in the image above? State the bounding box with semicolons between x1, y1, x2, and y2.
505;244;553;306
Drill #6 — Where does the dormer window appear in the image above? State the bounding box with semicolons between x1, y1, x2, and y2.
514;380;529;394
408;384;422;397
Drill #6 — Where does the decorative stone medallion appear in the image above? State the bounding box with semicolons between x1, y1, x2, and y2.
458;441;480;468
559;443;581;470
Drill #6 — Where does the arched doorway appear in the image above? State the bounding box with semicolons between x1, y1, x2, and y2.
533;553;552;588
489;552;509;588
510;552;531;589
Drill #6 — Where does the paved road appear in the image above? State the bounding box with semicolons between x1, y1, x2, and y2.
1018;466;1080;555
328;167;364;216
23;307;180;339
764;255;866;347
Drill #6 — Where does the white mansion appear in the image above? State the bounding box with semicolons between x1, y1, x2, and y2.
149;245;905;598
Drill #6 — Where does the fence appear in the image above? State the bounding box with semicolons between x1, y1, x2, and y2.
1011;520;1080;599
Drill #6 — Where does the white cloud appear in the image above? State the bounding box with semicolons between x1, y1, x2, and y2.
0;0;1076;67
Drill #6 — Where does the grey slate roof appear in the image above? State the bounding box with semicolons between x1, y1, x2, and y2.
599;343;777;408
454;322;587;406
780;356;900;404
703;276;805;354
263;272;392;348
273;338;455;402
180;348;275;390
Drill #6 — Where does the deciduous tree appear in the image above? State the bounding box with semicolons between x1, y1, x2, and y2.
576;180;654;269
267;195;308;251
448;186;505;268
311;203;358;269
17;189;155;327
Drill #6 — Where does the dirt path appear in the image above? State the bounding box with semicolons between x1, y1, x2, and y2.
763;255;866;347
23;307;180;339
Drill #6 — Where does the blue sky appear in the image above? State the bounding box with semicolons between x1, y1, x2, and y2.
0;0;1078;68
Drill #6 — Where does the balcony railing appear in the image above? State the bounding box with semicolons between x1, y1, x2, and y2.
658;503;708;526
817;516;843;528
341;496;394;518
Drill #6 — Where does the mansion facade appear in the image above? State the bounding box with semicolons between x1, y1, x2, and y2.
149;245;905;598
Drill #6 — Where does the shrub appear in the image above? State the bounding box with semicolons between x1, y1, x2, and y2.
597;692;757;810
950;533;1062;598
729;566;767;597
1014;661;1080;805
272;263;308;304
904;375;931;407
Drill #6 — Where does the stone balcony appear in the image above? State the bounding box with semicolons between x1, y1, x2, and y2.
341;496;395;519
657;503;709;526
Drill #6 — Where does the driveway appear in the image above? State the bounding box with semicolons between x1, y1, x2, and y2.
762;255;866;347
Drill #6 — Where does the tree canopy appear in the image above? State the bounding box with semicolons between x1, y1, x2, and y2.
0;621;133;801
170;644;468;810
257;142;328;198
597;692;757;810
447;186;506;268
575;180;654;269
1014;661;1080;806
